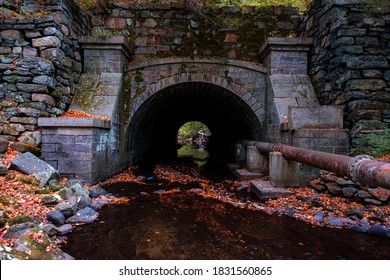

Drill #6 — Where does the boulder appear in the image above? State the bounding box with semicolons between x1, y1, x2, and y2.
315;211;324;223
10;142;41;156
35;171;56;188
48;180;64;191
65;207;99;224
342;187;359;198
89;200;104;211
71;184;90;198
2;124;25;136
11;152;58;187
357;190;372;199
0;136;9;153
2;222;37;240
369;187;390;202
88;186;108;198
11;228;71;260
348;220;369;233
0;163;8;176
17;131;42;146
32;36;61;48
40;223;59;236
57;188;74;200
364;198;382;205
327;216;354;227
346;208;364;219
368;225;390;238
55;196;77;217
40;194;62;206
57;224;73;235
77;194;92;210
326;182;341;195
47;210;65;226
7;215;34;226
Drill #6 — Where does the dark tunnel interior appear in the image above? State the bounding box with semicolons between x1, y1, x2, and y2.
127;82;262;163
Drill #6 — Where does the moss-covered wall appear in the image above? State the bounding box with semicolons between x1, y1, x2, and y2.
91;1;301;62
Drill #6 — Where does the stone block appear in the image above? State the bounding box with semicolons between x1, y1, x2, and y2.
234;169;262;180
11;152;58;184
347;79;386;91
246;145;268;174
38;118;110;129
32;36;61;48
16;83;49;93
269;152;300;187
105;18;126;29
290;106;343;130
32;94;56;106
250;180;293;200
58;160;94;174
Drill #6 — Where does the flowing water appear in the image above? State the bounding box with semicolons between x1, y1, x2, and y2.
60;162;390;260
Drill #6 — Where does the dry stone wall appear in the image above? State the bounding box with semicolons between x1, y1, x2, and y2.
300;0;390;152
0;0;90;144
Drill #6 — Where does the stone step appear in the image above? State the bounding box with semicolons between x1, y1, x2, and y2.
234;168;262;180
250;180;293;200
227;163;241;171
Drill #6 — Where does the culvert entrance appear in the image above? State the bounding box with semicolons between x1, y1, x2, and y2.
127;82;262;163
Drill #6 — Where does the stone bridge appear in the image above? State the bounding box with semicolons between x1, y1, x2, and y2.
39;36;349;184
1;0;389;185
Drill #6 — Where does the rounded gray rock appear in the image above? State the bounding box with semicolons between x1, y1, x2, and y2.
47;210;65;226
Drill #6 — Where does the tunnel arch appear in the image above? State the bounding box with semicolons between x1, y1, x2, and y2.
126;74;264;163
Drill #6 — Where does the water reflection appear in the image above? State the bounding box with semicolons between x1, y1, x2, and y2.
177;142;209;166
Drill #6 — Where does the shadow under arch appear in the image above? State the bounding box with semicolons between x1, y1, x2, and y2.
126;79;263;163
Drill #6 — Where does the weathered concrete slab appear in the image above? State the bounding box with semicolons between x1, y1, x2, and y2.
234;169;262;180
250;180;293;199
269;152;300;187
290;106;344;130
11;152;57;175
38;118;110;129
11;152;58;187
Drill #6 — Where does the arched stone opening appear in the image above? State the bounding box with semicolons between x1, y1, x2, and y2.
127;81;262;163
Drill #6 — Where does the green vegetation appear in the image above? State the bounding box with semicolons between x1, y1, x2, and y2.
74;0;312;11
52;87;64;99
178;121;208;138
361;0;390;13
352;129;390;158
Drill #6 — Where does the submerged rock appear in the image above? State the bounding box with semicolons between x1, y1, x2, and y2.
368;224;390;238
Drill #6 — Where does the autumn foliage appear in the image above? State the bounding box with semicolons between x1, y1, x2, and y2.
59;109;110;122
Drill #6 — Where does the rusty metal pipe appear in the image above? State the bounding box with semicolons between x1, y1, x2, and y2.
242;140;390;189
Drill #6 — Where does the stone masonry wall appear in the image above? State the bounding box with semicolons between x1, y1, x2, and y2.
92;1;301;62
0;0;90;145
300;0;390;152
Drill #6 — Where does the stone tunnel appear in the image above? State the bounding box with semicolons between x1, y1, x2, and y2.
38;36;349;184
127;81;263;162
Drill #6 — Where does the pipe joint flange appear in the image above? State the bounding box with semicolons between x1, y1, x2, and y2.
272;143;282;152
348;154;374;183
